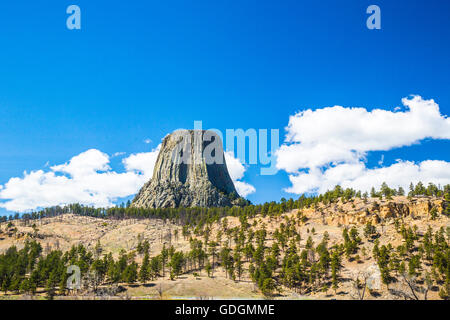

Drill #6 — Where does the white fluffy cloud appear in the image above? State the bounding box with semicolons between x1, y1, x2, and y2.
122;145;161;181
0;148;160;212
225;151;256;197
0;145;254;212
286;160;450;194
233;181;256;198
277;96;450;194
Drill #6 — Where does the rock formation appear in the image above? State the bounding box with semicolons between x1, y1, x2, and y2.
132;130;244;208
304;196;445;227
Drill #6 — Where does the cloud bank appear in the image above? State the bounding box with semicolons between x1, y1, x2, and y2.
276;96;450;194
0;146;254;212
225;151;256;197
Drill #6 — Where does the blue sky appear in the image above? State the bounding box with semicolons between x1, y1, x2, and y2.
0;0;449;215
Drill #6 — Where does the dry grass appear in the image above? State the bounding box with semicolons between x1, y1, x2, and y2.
0;196;448;300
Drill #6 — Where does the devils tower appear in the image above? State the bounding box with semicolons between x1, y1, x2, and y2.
132;130;244;208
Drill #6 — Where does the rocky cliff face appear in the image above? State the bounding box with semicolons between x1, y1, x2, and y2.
305;196;446;227
132;130;242;208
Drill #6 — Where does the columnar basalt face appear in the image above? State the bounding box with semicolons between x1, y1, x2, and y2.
132;130;240;208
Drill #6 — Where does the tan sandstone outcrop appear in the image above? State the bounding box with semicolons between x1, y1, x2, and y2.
303;196;445;227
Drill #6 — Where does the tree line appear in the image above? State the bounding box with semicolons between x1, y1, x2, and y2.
1;182;449;227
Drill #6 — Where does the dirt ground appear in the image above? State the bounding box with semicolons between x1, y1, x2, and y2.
0;214;187;259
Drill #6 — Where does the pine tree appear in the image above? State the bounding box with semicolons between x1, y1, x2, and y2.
234;250;243;281
123;262;138;284
150;256;161;280
19;278;29;294
161;245;168;277
409;182;415;196
205;262;212;277
94;240;102;259
444;190;450;217
139;252;150;284
169;251;184;280
261;278;276;296
430;207;438;220
370;187;377;198
45;271;58;300
331;249;341;293
376;245;391;288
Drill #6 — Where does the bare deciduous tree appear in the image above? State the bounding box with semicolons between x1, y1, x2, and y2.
351;271;369;300
390;273;430;300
